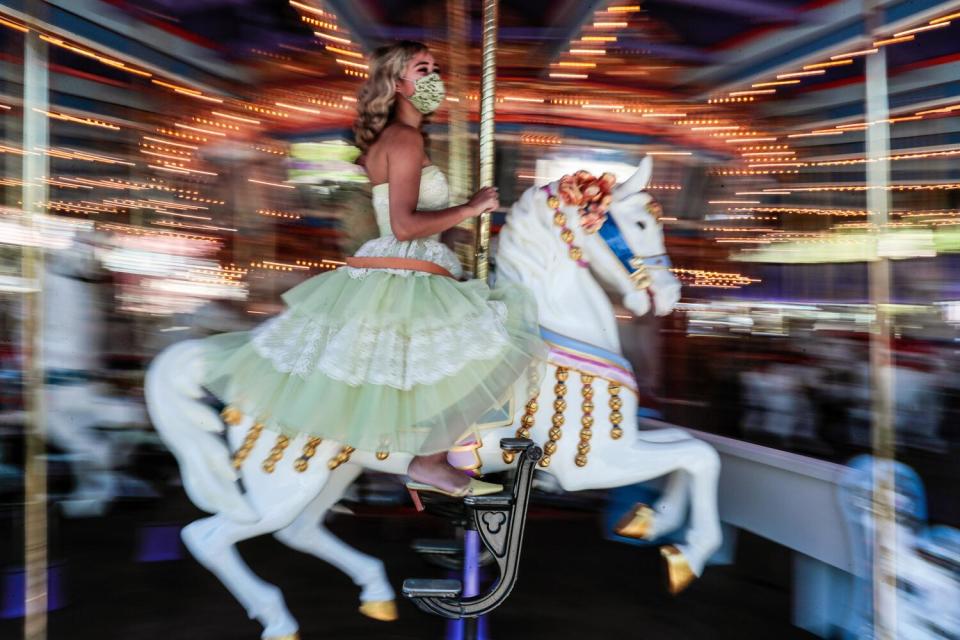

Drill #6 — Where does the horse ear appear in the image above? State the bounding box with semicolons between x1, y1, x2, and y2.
614;155;653;198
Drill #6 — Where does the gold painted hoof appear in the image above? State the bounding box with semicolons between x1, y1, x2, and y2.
264;634;299;640
613;502;657;540
613;503;655;540
661;545;697;595
359;600;398;622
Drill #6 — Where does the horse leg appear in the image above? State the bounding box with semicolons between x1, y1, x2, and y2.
547;382;722;583
181;439;339;639
182;513;303;639
273;464;397;621
46;385;116;517
564;437;720;593
632;429;696;538
642;470;690;538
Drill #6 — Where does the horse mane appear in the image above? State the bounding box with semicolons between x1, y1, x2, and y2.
496;184;567;289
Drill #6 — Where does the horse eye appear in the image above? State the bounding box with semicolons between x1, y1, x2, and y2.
636;220;647;231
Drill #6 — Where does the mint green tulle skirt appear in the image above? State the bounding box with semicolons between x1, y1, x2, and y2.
201;266;545;455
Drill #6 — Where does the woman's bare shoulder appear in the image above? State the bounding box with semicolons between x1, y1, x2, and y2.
378;123;423;149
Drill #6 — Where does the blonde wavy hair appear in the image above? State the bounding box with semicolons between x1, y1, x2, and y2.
353;40;429;151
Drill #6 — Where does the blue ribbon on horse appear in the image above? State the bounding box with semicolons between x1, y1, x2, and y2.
597;214;671;283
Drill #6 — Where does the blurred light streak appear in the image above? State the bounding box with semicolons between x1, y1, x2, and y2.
289;0;334;17
752;80;800;87
274;101;321;115
325;45;362;58
39;35;152;76
873;35;915;46
151;79;223;103
0;15;28;32
894;22;950;37
335;58;368;69
143;135;199;149
788;130;846;138
804;59;854;69
830;48;878;59
314;31;352;44
931;11;960;23
33;108;120;130
174;122;226;136
249;178;295;189
777;69;825;78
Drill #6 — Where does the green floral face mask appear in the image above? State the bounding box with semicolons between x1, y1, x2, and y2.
403;72;445;115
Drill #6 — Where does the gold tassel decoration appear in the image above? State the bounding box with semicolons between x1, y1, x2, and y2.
609;382;624;440
293;437;323;473
504;395;538;465
575;374;595;467
327;445;355;471
232;421;264;469
262;434;290;473
504;369;542;464
539;366;569;468
220;406;243;426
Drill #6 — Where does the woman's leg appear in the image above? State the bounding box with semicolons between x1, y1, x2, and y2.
407;451;470;493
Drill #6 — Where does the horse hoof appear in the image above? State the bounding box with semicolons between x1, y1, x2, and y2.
613;503;655;540
660;545;696;595
359;600;399;622
264;634;299;640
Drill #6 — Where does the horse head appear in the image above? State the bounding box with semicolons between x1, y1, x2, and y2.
497;156;681;350
583;156;682;318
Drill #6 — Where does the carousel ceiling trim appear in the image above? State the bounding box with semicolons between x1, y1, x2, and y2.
653;0;810;22
0;0;249;93
688;0;960;93
537;0;608;78
760;57;960;120
320;0;377;51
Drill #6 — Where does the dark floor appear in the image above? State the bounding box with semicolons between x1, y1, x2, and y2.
0;491;815;640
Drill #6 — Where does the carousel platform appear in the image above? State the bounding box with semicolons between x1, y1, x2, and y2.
0;490;813;640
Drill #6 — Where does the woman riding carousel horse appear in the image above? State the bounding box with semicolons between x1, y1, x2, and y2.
198;40;546;498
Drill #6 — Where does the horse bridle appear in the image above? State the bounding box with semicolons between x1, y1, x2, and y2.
543;184;671;290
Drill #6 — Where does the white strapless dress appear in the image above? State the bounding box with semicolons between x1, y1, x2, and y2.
201;166;545;456
348;165;463;278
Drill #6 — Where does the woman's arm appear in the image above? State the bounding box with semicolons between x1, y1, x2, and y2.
386;126;481;241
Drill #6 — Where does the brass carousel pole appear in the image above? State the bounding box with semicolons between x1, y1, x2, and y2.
21;25;50;640
474;0;498;281
445;0;471;204
864;1;895;638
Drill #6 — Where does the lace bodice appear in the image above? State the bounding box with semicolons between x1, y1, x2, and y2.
353;165;462;278
370;165;451;238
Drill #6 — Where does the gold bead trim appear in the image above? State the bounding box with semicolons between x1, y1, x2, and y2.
327;445;355;470
505;370;542;465
232;421;264;469
547;189;589;269
376;450;390;461
575;374;595;467
609;382;624;440
504;394;539;464
262;434;290;473
293;437;323;472
539;366;569;468
221;406;243;426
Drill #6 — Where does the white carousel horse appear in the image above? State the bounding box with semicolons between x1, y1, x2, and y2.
43;233;149;517
145;157;721;640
